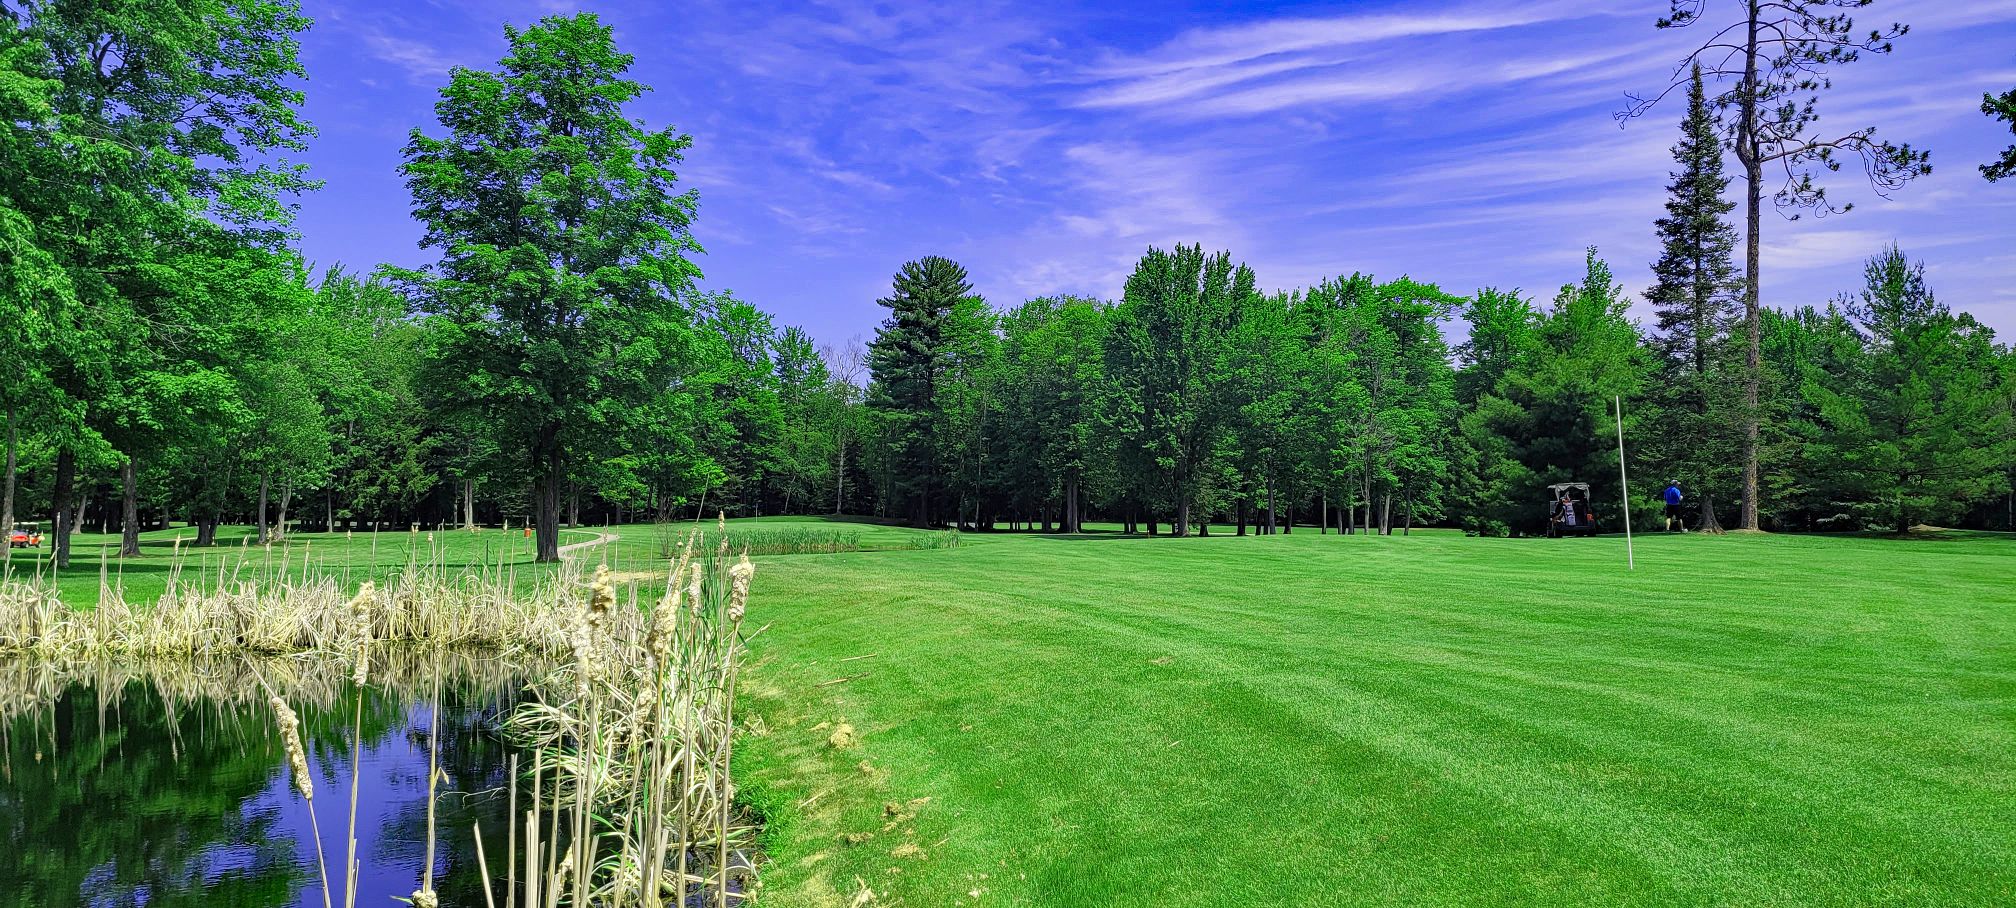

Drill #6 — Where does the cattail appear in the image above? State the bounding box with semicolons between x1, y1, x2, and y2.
347;581;376;685
588;565;615;622
271;696;312;800
570;613;601;700
647;567;681;659
727;555;754;624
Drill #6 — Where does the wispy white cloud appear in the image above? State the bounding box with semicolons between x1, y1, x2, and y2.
291;0;2016;346
356;31;460;81
1076;2;1642;117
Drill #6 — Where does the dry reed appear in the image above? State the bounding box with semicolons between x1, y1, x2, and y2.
1;532;763;906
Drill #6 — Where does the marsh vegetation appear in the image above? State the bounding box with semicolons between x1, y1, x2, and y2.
1;532;761;907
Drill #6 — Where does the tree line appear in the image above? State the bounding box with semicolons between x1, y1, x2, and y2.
2;3;2011;569
857;241;2013;538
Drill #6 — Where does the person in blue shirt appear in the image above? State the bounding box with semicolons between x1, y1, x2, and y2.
1663;481;1684;532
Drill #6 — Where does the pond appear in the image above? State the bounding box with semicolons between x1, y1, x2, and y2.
0;656;535;908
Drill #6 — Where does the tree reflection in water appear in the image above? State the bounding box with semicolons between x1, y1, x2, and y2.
0;656;533;908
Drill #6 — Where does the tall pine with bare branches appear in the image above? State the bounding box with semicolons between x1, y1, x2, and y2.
1621;0;1932;529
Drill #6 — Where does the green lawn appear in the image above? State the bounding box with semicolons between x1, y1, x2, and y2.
4;515;952;605
733;525;2016;907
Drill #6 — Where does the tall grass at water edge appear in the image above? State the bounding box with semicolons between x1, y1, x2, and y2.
0;531;762;907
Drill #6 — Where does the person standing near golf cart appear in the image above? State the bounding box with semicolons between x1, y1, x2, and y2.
1663;481;1684;532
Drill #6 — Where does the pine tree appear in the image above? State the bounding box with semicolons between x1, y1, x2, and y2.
1624;0;1933;530
1985;87;2016;182
867;256;974;527
1818;248;2015;533
1645;66;1743;532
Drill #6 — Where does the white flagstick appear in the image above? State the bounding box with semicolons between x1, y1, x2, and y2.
1615;395;1634;570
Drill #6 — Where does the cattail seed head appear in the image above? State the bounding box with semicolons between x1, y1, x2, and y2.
589;564;615;619
270;696;312;800
728;555;754;624
348;581;376;685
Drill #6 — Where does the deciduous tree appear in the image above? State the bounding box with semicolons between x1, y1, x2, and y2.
398;13;701;561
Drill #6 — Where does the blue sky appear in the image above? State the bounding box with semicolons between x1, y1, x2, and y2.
292;0;2016;346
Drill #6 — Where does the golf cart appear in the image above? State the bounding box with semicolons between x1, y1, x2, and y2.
7;522;42;549
1545;483;1597;538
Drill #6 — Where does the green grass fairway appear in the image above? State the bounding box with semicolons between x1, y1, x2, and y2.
734;526;2016;907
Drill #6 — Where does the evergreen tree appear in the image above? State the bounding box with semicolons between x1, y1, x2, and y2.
1758;303;1869;529
1451;288;1541;535
1470;251;1652;534
1625;0;1933;530
1805;247;2014;532
867;256;974;527
1645;66;1743;531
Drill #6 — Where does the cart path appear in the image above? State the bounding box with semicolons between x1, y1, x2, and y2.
557;530;619;561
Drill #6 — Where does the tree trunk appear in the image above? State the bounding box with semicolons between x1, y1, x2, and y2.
1363;467;1372;536
1236;488;1248;536
1697;491;1726;533
1379;492;1392;536
1321;492;1328;534
50;450;72;568
463;478;476;529
533;439;563;563
1;413;15;567
196;515;219;547
1738;3;1763;531
835;441;847;515
256;470;271;545
568;482;580;527
1404;493;1414;536
1175;497;1191;538
119;457;142;557
276;479;294;542
1265;468;1277;534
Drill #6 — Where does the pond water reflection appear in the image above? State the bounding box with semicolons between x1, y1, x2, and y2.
0;657;536;908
